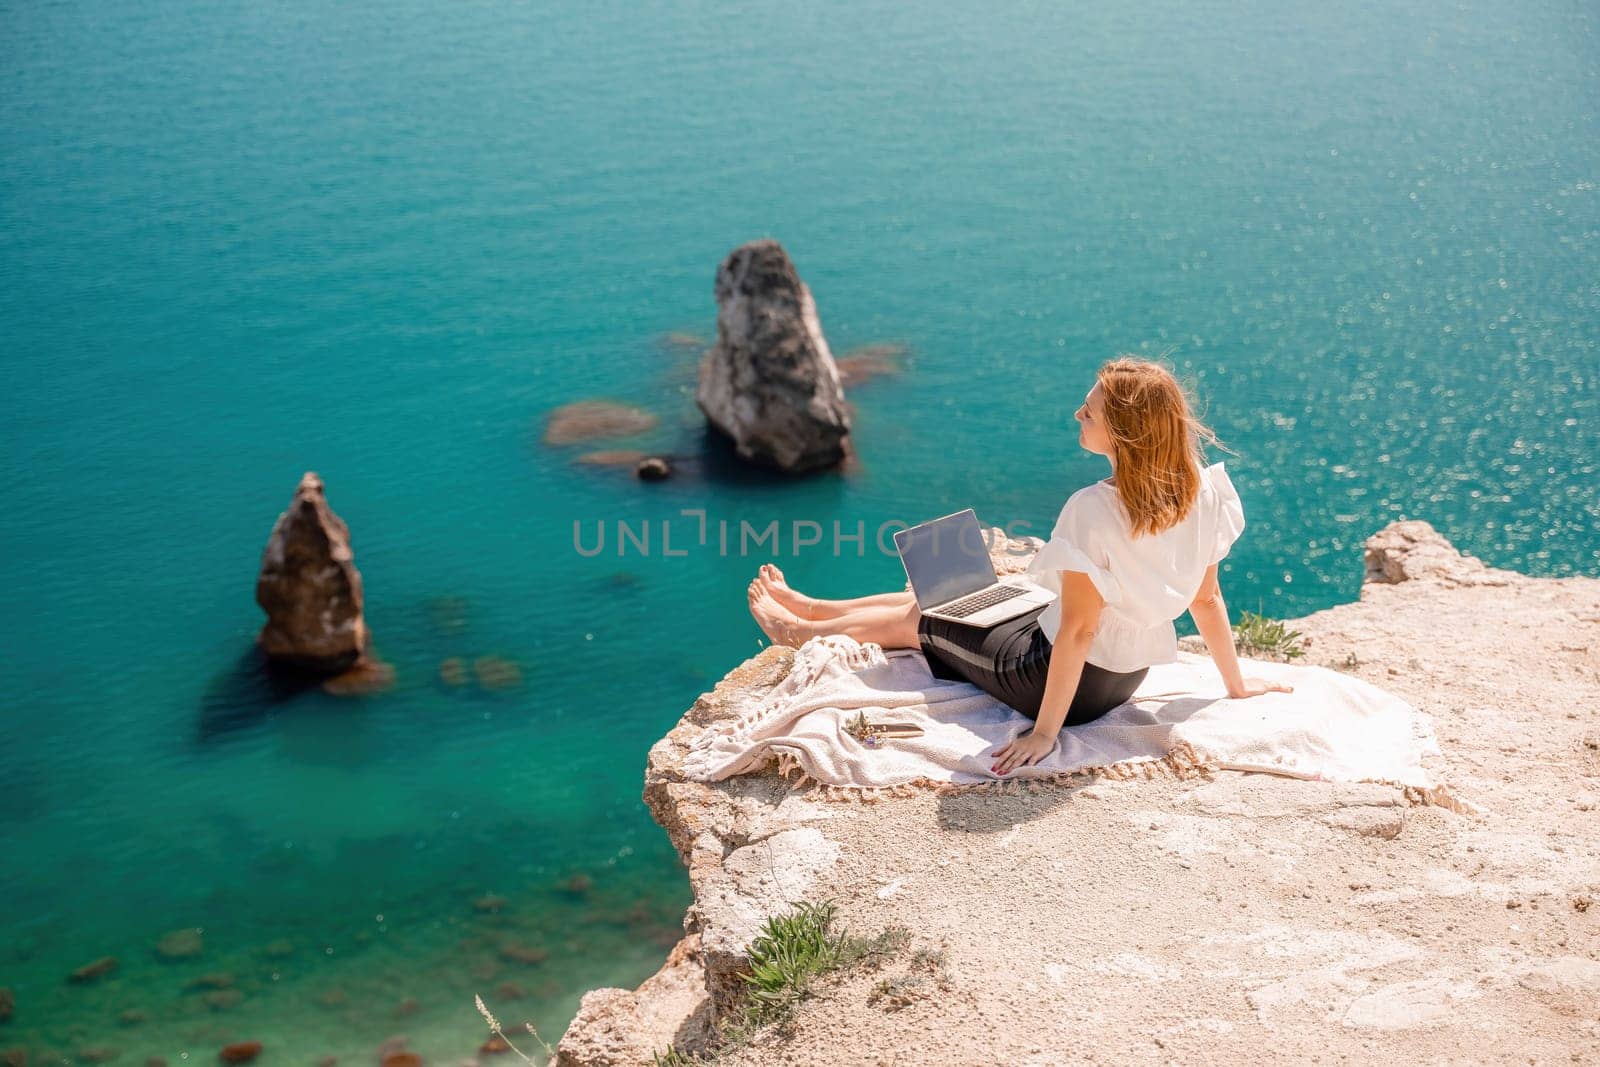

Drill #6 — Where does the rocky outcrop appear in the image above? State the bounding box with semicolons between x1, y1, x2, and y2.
555;521;1600;1065
1362;519;1512;587
695;240;852;473
255;472;369;675
551;933;715;1067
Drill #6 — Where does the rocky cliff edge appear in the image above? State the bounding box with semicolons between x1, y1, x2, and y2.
554;521;1600;1065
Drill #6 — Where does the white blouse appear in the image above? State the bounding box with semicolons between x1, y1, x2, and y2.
1023;461;1246;673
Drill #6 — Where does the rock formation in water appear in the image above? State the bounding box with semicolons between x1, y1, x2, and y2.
695;239;852;473
255;472;369;675
634;456;672;481
552;521;1600;1064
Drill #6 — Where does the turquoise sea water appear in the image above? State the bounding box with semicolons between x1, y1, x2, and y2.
2;0;1596;1059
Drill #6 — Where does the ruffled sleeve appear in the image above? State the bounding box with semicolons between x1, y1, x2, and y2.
1025;492;1123;606
1206;461;1246;565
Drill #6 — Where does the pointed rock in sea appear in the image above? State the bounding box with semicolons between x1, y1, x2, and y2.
255;472;369;675
696;239;851;473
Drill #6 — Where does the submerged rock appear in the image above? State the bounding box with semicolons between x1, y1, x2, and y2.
0;988;10;1022
423;596;471;636
658;331;706;351
497;941;548;965
201;990;242;1012
217;1043;261;1065
695;239;852;473
836;342;907;386
255;473;369;675
543;401;658;446
321;657;395;697
472;656;523;692
67;957;118;984
438;658;468;688
573;448;648;468
154;927;203;961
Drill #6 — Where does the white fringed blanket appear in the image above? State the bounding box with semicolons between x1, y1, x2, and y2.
680;636;1473;812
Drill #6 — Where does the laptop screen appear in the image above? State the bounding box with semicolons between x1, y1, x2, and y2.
894;509;998;610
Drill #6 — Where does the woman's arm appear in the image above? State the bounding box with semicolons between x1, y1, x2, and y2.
992;570;1103;773
1031;569;1104;738
1187;562;1250;697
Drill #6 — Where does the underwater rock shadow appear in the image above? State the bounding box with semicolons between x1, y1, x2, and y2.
674;425;857;489
196;646;321;744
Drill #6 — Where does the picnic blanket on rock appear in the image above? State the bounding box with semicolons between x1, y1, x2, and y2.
680;635;1474;812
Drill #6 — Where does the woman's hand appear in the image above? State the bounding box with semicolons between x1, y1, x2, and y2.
991;729;1057;775
1227;676;1295;699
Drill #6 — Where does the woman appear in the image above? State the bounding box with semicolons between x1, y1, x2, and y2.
746;355;1293;777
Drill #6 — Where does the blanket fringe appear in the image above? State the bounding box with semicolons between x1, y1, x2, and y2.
690;637;889;755
770;739;1221;804
768;738;1478;815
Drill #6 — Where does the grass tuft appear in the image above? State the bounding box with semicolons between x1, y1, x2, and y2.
1233;605;1306;660
651;898;913;1064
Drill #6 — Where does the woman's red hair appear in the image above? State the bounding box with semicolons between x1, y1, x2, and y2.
1096;356;1232;537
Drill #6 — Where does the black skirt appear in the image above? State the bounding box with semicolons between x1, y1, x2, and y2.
916;604;1149;726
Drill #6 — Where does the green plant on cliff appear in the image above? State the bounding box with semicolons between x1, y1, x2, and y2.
738;898;871;1027
652;898;912;1064
472;993;555;1064
1233;604;1306;661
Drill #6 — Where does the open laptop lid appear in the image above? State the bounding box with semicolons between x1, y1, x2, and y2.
893;509;999;610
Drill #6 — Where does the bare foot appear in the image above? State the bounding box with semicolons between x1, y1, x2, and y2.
748;579;809;648
757;563;818;618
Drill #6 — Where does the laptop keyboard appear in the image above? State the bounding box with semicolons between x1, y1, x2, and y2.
938;584;1027;619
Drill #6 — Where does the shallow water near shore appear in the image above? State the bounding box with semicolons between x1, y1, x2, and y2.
1;0;1596;1058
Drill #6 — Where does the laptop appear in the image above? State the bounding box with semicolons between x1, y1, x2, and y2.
893;509;1056;627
